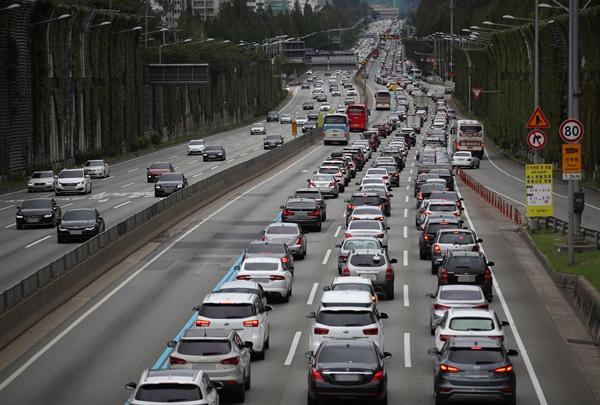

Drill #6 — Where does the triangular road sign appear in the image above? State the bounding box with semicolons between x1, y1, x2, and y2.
526;106;550;128
471;88;483;99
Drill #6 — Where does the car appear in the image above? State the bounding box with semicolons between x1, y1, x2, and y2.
344;96;355;105
344;192;383;218
280;113;292;124
82;159;110;178
263;134;284;149
431;229;482;273
55;168;92;195
418;216;463;259
266;111;279;122
192;292;273;360
303;101;315;110
243;239;294;272
318;290;376;310
302;121;317;133
359;187;392;217
331;88;342;96
306;305;388;353
378;164;400;187
416;200;462;228
416;183;448;207
146;162;174;183
306;340;391;405
345;220;390;248
347;88;357;96
308;174;339;199
203;145;226;161
292;188;327;220
317;165;346;190
295;115;308;125
316;94;328;103
342;248;397;299
125;369;221;405
426;285;488;335
323;276;382;303
235;256;293;302
346;205;387;228
250;123;266;135
187;139;206;155
154;172;188;197
57;208;105;243
319;102;331;111
437;250;495;301
280;197;322;232
356;177;388;192
452;151;480;169
334;236;384;274
27;170;57;192
301;82;310;89
428;337;518;404
434;308;509;351
413;172;441;196
167;328;251;402
363;168;391;189
447;108;457;119
307;110;319;121
429;191;463;208
216;280;268;307
444;86;454;94
260;222;308;259
429;168;455;191
16;197;62;229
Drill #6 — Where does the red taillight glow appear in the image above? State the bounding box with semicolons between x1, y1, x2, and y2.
314;327;329;335
371;370;384;382
433;303;450;310
311;370;325;381
494;365;513;373
385;267;393;279
196;319;210;327
417;193;423;199
473;304;489;309
283;210;294;216
330;182;336;186
342;267;350;276
433;245;441;254
309;182;316;187
363;327;379;335
484;269;492;283
243;320;259;327
270;275;286;280
308;210;320;216
440;334;454;342
281;257;289;263
169;356;187;365
472;245;480;251
296;236;303;245
375;233;385;239
440;364;460;373
440;269;448;282
220;356;240;365
347;205;356;210
236;275;252;280
345;233;352;238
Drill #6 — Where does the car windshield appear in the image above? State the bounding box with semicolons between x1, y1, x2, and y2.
149;163;171;170
243;262;279;271
449;317;495;331
266;225;298;235
189;140;204;145
439;232;474;244
63;210;95;221
205;146;222;152
318;346;378;363
21;200;51;209
349;254;386;267
59;171;83;178
198;303;254;318
316;310;375;326
439;289;483;301
158;173;182;182
85;160;103;166
31;172;53;179
246;243;285;254
135;384;202;402
448;348;504;364
252;124;263;128
176;340;231;356
266;136;281;141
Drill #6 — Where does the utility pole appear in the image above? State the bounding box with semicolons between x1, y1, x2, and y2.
450;0;454;81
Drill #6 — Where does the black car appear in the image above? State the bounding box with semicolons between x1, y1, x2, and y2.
316;94;327;102
419;217;462;259
266;111;279;122
429;168;455;191
154;172;188;197
203;145;226;161
428;337;518;404
280;197;322;232
263;134;284;149
16;198;62;229
380;146;405;170
242;240;294;274
378;164;400;187
417;183;448;207
360;187;392;217
292;188;327;220
306;340;391;405
414;173;441;197
57;208;105;243
437;250;495;301
344;192;383;219
303;101;314;110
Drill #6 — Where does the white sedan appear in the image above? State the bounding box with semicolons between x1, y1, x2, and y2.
235;257;293;302
435;308;509;350
82;160;110;178
452;151;480;168
187;139;206;155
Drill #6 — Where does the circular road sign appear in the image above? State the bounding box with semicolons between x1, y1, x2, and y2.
559;119;584;143
527;130;547;149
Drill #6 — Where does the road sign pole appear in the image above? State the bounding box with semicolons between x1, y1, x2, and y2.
569;0;581;266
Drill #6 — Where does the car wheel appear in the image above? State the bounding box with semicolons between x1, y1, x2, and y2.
431;263;438;275
316;221;322;232
339;184;345;192
419;249;426;260
307;392;320;405
203;158;207;162
235;383;246;403
55;192;61;196
435;391;447;405
430;327;436;336
377;392;388;405
386;287;394;300
333;191;339;198
88;184;92;194
282;290;290;303
254;347;265;360
244;369;251;390
504;395;517;404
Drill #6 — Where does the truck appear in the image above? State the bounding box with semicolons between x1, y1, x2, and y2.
415;94;429;113
406;113;423;134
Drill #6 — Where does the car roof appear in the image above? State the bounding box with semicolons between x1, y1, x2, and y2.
219;280;263;290
286;197;317;204
181;328;235;339
438;285;483;292
141;368;204;384
242;256;282;264
331;276;374;286
447;250;484;258
447;307;494;317
203;291;258;304
321;290;374;305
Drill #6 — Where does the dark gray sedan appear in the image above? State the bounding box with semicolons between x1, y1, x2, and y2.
154;172;188;197
203;145;226;161
260;222;308;259
16;198;62;229
264;134;284;149
57;208;105;243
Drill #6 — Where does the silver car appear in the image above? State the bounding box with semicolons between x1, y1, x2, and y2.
250;123;266;135
187;139;206;155
345;219;390;248
334;236;384;274
280;113;293;124
307;174;339;198
27;170;56;192
342;248;397;299
426;285;488;335
82;159;110;178
260;222;308;259
431;228;482;273
346;205;387;228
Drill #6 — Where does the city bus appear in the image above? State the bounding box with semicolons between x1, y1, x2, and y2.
408;68;423;80
453;119;485;159
345;104;369;132
374;90;392;110
323;113;350;145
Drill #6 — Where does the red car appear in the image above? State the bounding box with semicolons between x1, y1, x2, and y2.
146;162;174;182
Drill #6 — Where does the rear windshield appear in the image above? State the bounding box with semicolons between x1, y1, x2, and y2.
316;310;376;326
348;222;381;231
439;289;483;301
177;340;231;356
430;192;458;201
294;191;321;200
205;146;223;152
421;184;447;193
426;223;457;234
342;240;380;250
243;262;280;271
449;317;495;331
447;257;486;271
135;384;202;402
447;348;504;364
246;243;285;254
331;284;373;294
286;202;316;210
351;197;379;206
319;346;378;363
324;116;347;124
313;175;334;182
198;303;255;318
438;232;474;244
428;204;458;212
349;254;386;267
266;225;297;235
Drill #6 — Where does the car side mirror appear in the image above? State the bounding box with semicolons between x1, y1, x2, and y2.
432;319;441;326
192;305;201;312
167;340;177;348
477;238;483;243
125;382;137;390
426;293;435;299
507;349;519;357
390;258;398;264
259;230;265;235
280;205;285;209
265;305;273;312
501;321;510;327
487;261;495;267
379;312;389;319
211;381;224;391
305;351;314;359
306;312;316;319
16;206;21;210
427;348;439;356
234;265;240;270
306;179;311;182
383;351;392;359
322;286;331;291
245;341;254;349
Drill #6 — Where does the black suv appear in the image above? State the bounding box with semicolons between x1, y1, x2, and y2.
437;250;495;301
266;111;279;122
292;188;327;220
303;101;314;110
418;217;462;259
16;197;62;229
429;168;455;191
280;197;322;231
344;192;383;218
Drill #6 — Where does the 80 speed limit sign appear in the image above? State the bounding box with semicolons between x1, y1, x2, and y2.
559;119;584;143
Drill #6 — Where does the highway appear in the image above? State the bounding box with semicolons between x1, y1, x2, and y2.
0;37;598;405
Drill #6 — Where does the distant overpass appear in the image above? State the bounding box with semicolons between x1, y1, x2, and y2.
304;51;358;71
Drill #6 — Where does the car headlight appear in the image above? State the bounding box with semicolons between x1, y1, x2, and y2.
58;226;66;231
218;153;223;155
85;226;96;231
16;214;23;218
43;213;53;218
155;185;161;189
176;184;183;188
28;182;34;186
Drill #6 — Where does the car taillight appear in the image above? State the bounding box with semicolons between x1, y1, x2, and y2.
314;327;329;335
329;182;336;186
243;320;259;327
347;205;355;210
440;334;455;342
473;303;489;309
196;319;210;327
270;275;286;280
345;233;352;238
236;275;252;280
311;370;325;381
481;142;485;148
454;211;461;216
472;245;479;251
371;370;384;382
417;193;423;199
488;335;505;341
440;269;448;282
375;233;385;239
261;236;266;241
385;267;393;279
377;217;385;221
433;245;441;254
423;234;430;240
296;236;303;245
383;176;388;180
484;269;492;283
433;303;451;310
494;365;513;373
309;182;316;187
283;210;294;216
363;327;379;335
440;364;460;373
456;141;461;148
342;267;350;276
169;356;187;365
308;210;320;216
339;254;348;261
220;356;240;365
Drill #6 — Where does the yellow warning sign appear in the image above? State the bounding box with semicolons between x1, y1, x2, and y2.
526;106;550;129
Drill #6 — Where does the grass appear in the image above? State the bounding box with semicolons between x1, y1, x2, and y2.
528;226;600;291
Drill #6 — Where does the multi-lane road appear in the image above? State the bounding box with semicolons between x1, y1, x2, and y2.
0;60;598;405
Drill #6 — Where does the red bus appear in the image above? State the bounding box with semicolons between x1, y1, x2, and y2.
346;104;369;132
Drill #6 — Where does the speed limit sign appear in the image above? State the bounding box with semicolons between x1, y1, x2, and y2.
559;119;584;143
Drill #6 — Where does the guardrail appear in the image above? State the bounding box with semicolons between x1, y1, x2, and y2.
0;129;323;349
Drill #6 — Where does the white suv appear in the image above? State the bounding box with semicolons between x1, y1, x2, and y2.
55;168;92;196
193;292;272;359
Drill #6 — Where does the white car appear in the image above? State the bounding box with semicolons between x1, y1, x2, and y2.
28;170;56;192
345;219;389;248
347;205;387;227
452;151;480;169
357;177;389;192
306;305;388;353
235;257;293;302
83;159;110;178
323;276;380;305
426;285;488;335
319;103;331;112
363;168;391;188
318;290;375;310
187;139;206;155
347;88;357;96
250;123;266;135
55;168;92;196
280;113;293;124
295;115;308;125
434;308;509;350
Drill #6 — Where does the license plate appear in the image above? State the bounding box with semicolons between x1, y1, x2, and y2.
457;275;475;282
465;370;488;378
254;278;270;283
69;230;82;235
332;134;338;136
28;217;40;223
467;146;473;150
335;374;360;382
359;273;377;280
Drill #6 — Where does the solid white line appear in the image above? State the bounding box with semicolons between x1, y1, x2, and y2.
403;208;407;218
403;285;409;306
25;235;52;248
404;333;411;367
334;225;342;238
0;205;15;211
403;250;408;267
5;223;15;228
127;168;139;172
240;153;248;157
210;166;220;170
121;182;135;188
307;283;319;306
284;332;302;366
192;173;204;178
0;141;327;393
174;167;180;170
322;249;331;265
456;183;548;404
403;226;407;238
187;160;198;164
113;201;132;209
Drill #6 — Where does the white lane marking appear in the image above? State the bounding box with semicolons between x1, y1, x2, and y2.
284;332;302;366
403;208;407;218
192;173;204;178
240;153;248;157
188;160;198;164
407;176;412;182
406;185;410;191
403;226;407;238
307;283;319;306
0;205;15;211
334;226;342;238
99;199;109;203
5;223;15;228
456;183;548;404
253;147;260;151
322;249;331;265
210;166;220;171
121;182;135;188
245;139;253;143
403;250;408;267
403;285;409;306
0;142;327;393
168;155;177;159
113;201;132;209
410;168;413;173
174;167;180;170
25;235;52;248
405;195;409;203
234;143;241;147
227;159;235;163
61;203;74;209
404;333;411;367
127;168;139;172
